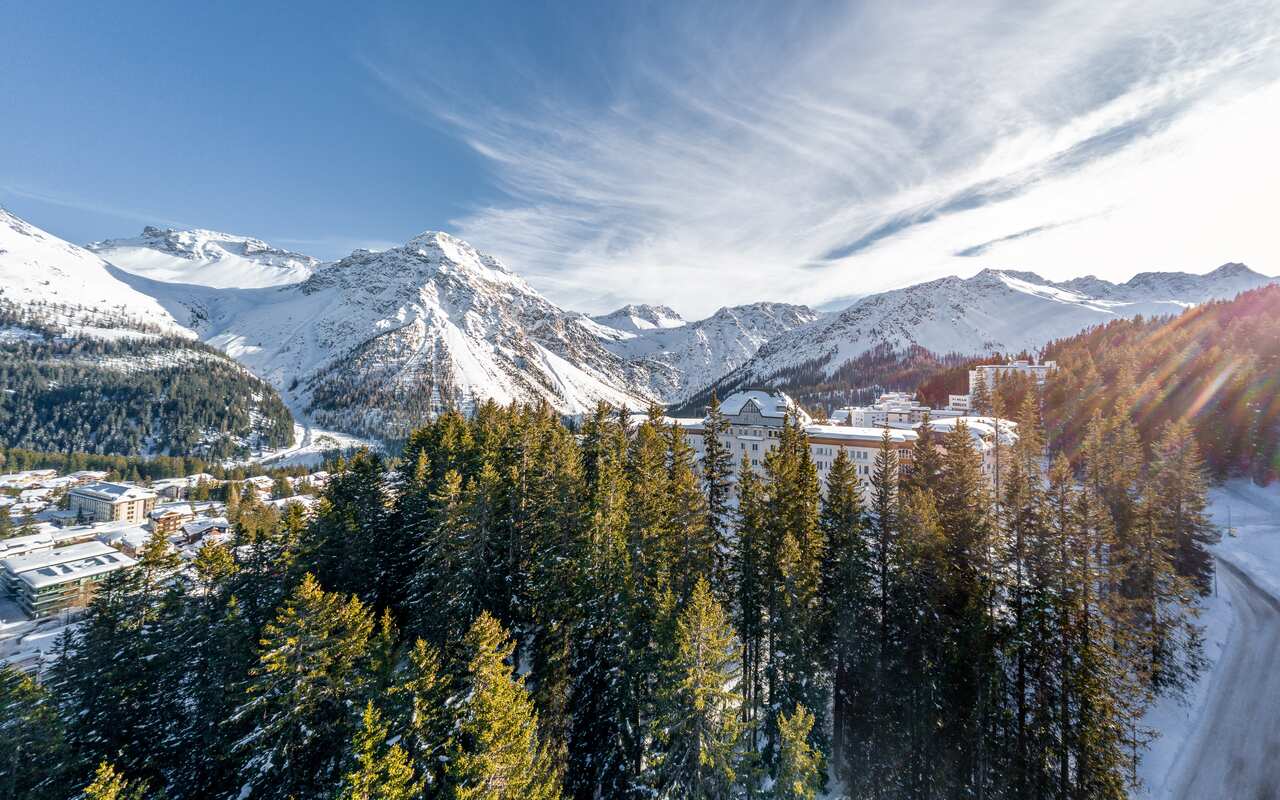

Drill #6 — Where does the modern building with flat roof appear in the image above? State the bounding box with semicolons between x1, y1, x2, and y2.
68;481;157;523
1;540;135;618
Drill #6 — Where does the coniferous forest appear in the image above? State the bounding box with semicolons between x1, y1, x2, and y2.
1042;284;1280;484
0;386;1216;799
0;334;293;459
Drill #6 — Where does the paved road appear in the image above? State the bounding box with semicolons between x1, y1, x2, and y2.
1171;559;1280;800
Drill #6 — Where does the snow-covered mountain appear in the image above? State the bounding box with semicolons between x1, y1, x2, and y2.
590;303;686;336
89;226;318;288
6;206;1272;444
714;265;1276;393
0;208;188;337
592;302;818;403
120;230;656;440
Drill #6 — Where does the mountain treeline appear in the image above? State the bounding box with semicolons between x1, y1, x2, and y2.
0;392;1214;799
1042;284;1280;484
677;344;979;418
0;311;293;459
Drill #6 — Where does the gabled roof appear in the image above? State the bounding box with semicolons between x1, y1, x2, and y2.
718;391;811;425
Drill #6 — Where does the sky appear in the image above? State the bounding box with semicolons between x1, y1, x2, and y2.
3;1;1279;318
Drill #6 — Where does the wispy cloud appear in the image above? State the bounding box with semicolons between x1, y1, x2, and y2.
0;184;194;230
367;0;1280;316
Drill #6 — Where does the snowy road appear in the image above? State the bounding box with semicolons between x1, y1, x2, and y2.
1169;558;1280;800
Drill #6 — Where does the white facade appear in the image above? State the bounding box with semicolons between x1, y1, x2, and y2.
683;391;917;500
832;392;964;428
969;359;1056;394
683;391;1016;499
68;482;158;523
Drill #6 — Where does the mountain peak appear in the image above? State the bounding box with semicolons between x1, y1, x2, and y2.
89;226;319;289
591;303;686;334
1207;262;1261;278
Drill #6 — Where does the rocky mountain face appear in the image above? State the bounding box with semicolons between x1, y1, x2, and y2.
590;303;686;335
711;266;1277;395
89;226;319;288
122;231;657;441
592;301;819;404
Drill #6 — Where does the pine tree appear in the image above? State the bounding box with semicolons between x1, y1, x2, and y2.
650;578;742;800
773;705;820;800
337;702;424;800
230;574;378;799
447;612;562;800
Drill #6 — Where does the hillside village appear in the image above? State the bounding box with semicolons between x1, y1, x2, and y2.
0;466;330;671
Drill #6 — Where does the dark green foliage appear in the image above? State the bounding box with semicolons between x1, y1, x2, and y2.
4;369;1223;800
0;322;292;458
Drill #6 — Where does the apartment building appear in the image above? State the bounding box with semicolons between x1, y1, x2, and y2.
68;481;158;523
2;540;136;618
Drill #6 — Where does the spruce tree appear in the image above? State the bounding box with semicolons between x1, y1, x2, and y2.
668;421;713;602
761;413;826;766
650;578;742;800
230;574;378;799
1149;420;1219;594
566;422;635;799
446;612;562;800
81;762;148;800
0;665;71;798
337;702;424;800
701;393;735;601
773;705;821;800
733;452;768;758
386;639;451;796
818;449;873;786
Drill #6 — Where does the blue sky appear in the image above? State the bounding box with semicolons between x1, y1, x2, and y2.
4;1;1280;316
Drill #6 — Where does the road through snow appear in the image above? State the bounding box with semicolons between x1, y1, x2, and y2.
1168;559;1280;800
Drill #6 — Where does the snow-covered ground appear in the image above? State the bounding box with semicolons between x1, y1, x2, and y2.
1136;478;1280;799
226;421;376;469
0;594;79;673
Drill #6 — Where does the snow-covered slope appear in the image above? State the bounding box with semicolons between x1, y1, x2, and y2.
89;226;318;288
590;303;686;336
593;302;818;403
719;265;1276;390
0;208;188;337
130;231;656;439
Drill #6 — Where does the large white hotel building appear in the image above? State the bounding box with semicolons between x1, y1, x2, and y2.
676;390;1015;498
